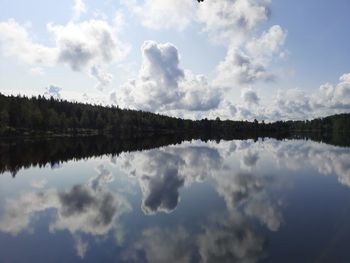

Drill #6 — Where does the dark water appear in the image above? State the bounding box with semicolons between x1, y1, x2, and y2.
1;137;350;262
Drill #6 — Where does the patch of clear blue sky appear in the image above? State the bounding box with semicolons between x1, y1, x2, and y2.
0;0;349;92
268;0;350;88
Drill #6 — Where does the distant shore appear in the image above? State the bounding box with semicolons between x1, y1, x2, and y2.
1;93;349;139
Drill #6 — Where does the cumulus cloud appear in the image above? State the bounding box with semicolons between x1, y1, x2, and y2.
267;72;350;120
0;17;128;90
124;0;270;44
119;1;283;118
197;0;271;44
47;20;126;71
315;73;350;111
114;41;223;113
246;25;287;64
275;89;312;117
215;47;274;87
214;25;287;87
235;72;350;121
119;1;287;119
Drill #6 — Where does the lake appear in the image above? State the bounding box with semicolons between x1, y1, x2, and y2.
1;137;350;262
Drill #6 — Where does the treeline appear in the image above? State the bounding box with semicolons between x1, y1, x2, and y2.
0;93;349;137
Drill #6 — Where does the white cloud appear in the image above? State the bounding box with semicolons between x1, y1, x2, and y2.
275;89;311;117
215;47;274;86
123;0;271;45
48;20;127;71
72;0;87;21
117;1;288;119
90;65;113;91
246;25;287;64
315;73;350;110
197;0;271;44
214;25;286;87
261;72;350;120
114;41;223;113
0;18;129;91
0;19;57;65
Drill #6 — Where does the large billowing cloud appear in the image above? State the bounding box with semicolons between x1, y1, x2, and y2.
261;72;350;120
47;20;125;71
0;17;128;90
114;0;288;120
197;0;271;44
113;41;223;113
124;0;271;44
315;73;350;111
1;0;347;120
214;25;286;87
246;25;287;64
119;0;288;120
215;47;273;86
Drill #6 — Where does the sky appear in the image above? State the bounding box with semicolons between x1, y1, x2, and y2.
0;0;349;121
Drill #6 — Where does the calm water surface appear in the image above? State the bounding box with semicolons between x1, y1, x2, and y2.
1;138;350;262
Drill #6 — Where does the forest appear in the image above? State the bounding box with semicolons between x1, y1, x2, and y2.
0;93;349;138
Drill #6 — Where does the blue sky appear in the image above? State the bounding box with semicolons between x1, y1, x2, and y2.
0;0;349;120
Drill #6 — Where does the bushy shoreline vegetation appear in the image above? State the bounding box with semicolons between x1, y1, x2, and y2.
0;93;349;137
